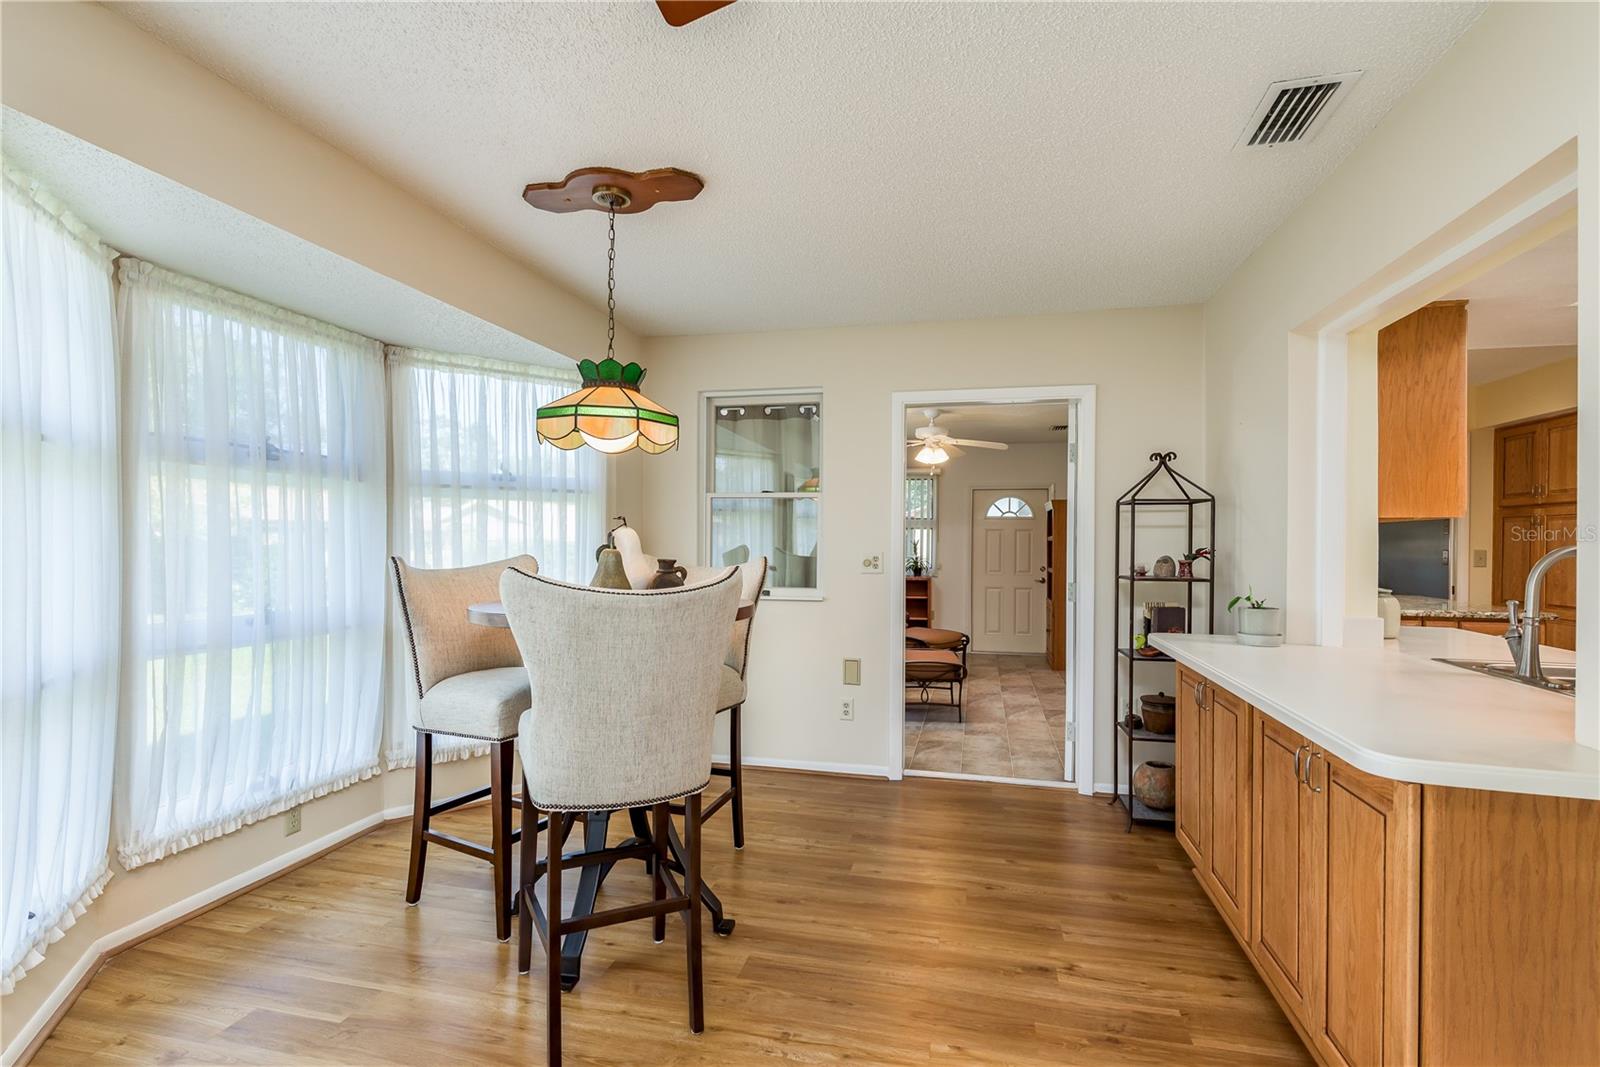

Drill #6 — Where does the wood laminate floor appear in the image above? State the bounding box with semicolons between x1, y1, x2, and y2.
35;770;1309;1066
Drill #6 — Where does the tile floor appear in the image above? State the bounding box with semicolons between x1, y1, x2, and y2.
904;652;1067;781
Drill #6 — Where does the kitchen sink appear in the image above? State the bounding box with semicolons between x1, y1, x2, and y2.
1434;659;1577;694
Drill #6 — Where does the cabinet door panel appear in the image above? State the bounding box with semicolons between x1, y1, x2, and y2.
1175;668;1208;867
1494;421;1541;506
1543;413;1578;503
1313;755;1419;1067
1493;509;1540;607
1252;712;1320;1025
1206;687;1251;937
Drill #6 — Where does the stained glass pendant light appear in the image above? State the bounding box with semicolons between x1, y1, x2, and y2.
529;170;700;455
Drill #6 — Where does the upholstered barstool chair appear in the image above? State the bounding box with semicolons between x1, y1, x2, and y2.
390;554;538;941
500;565;740;1066
706;557;767;849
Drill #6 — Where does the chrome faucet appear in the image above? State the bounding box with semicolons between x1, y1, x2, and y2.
1503;544;1577;682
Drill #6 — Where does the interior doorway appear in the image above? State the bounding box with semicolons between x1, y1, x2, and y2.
888;388;1095;790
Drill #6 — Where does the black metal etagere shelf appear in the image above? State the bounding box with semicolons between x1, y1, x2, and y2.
1109;451;1216;831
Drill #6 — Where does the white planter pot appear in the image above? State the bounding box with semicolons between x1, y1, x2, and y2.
1236;606;1283;647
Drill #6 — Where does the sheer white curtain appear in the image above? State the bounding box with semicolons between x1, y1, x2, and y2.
115;260;387;869
386;347;605;766
1;168;120;992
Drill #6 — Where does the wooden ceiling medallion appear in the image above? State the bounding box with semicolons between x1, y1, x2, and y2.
521;167;704;215
655;1;736;28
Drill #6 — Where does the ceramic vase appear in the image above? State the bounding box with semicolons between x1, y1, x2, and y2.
650;558;688;589
1132;761;1176;811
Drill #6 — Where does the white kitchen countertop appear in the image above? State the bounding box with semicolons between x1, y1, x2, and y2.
1150;628;1597;800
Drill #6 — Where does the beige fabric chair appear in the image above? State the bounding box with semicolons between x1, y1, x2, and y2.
390;554;537;941
500;564;739;1064
685;558;767;849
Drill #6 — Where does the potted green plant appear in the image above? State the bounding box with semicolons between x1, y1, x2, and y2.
1227;586;1283;647
906;554;926;577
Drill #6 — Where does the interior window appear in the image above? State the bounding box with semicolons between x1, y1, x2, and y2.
705;394;821;593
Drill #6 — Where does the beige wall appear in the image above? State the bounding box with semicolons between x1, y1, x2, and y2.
1202;2;1596;743
1465;353;1579;606
923;443;1068;638
1203;1;1596;629
638;306;1206;788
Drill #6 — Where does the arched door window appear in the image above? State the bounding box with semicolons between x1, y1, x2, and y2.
985;496;1033;518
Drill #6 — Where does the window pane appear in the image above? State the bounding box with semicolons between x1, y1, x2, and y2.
710;497;818;589
905;476;935;520
986;496;1033;518
708;397;821;493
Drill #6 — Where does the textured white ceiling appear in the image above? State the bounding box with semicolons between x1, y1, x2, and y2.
1;109;569;368
114;2;1484;337
1451;228;1579;351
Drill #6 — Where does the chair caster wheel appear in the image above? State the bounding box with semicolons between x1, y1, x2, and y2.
713;917;735;937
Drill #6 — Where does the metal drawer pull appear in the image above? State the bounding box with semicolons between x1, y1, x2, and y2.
1306;749;1325;793
1292;743;1307;782
1194;680;1205;705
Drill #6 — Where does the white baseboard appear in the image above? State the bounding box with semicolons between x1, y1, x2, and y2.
904;769;1078;790
3;810;388;1067
713;754;890;779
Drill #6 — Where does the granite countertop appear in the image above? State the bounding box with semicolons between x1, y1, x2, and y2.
1394;595;1554;621
1151;629;1593;800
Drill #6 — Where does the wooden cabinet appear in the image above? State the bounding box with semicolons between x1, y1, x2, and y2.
905;575;931;626
1378;301;1468;520
1174;667;1208;867
1180;668;1594;1067
1205;685;1251;939
1492;411;1579;651
1496;410;1578;507
1252;712;1321;1024
1310;751;1419;1067
1045;499;1067;671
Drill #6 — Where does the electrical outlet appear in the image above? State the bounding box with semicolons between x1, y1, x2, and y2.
285;806;302;836
840;698;855;721
860;554;883;574
1473;549;1488;568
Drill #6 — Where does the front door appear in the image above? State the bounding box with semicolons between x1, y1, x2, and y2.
971;489;1048;653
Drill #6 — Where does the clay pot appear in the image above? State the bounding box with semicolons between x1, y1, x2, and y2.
1132;761;1176;811
1153;555;1177;578
1140;692;1176;735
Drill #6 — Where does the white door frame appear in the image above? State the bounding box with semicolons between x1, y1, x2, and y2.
886;385;1097;792
968;486;1051;654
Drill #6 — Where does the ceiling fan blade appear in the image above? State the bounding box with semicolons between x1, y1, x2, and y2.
656;0;735;26
943;442;966;459
949;438;1009;450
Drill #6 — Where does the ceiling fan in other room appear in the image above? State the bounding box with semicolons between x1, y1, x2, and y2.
656;1;736;26
906;409;1009;465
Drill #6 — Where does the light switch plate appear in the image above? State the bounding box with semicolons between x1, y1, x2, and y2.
860;554;883;574
843;658;861;685
1473;549;1488;568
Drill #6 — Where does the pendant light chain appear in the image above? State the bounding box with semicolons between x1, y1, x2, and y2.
606;203;617;361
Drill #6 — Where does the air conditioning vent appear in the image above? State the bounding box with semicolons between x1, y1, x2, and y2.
1237;71;1363;149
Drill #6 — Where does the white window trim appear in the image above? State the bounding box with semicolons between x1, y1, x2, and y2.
905;470;938;574
700;387;824;602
